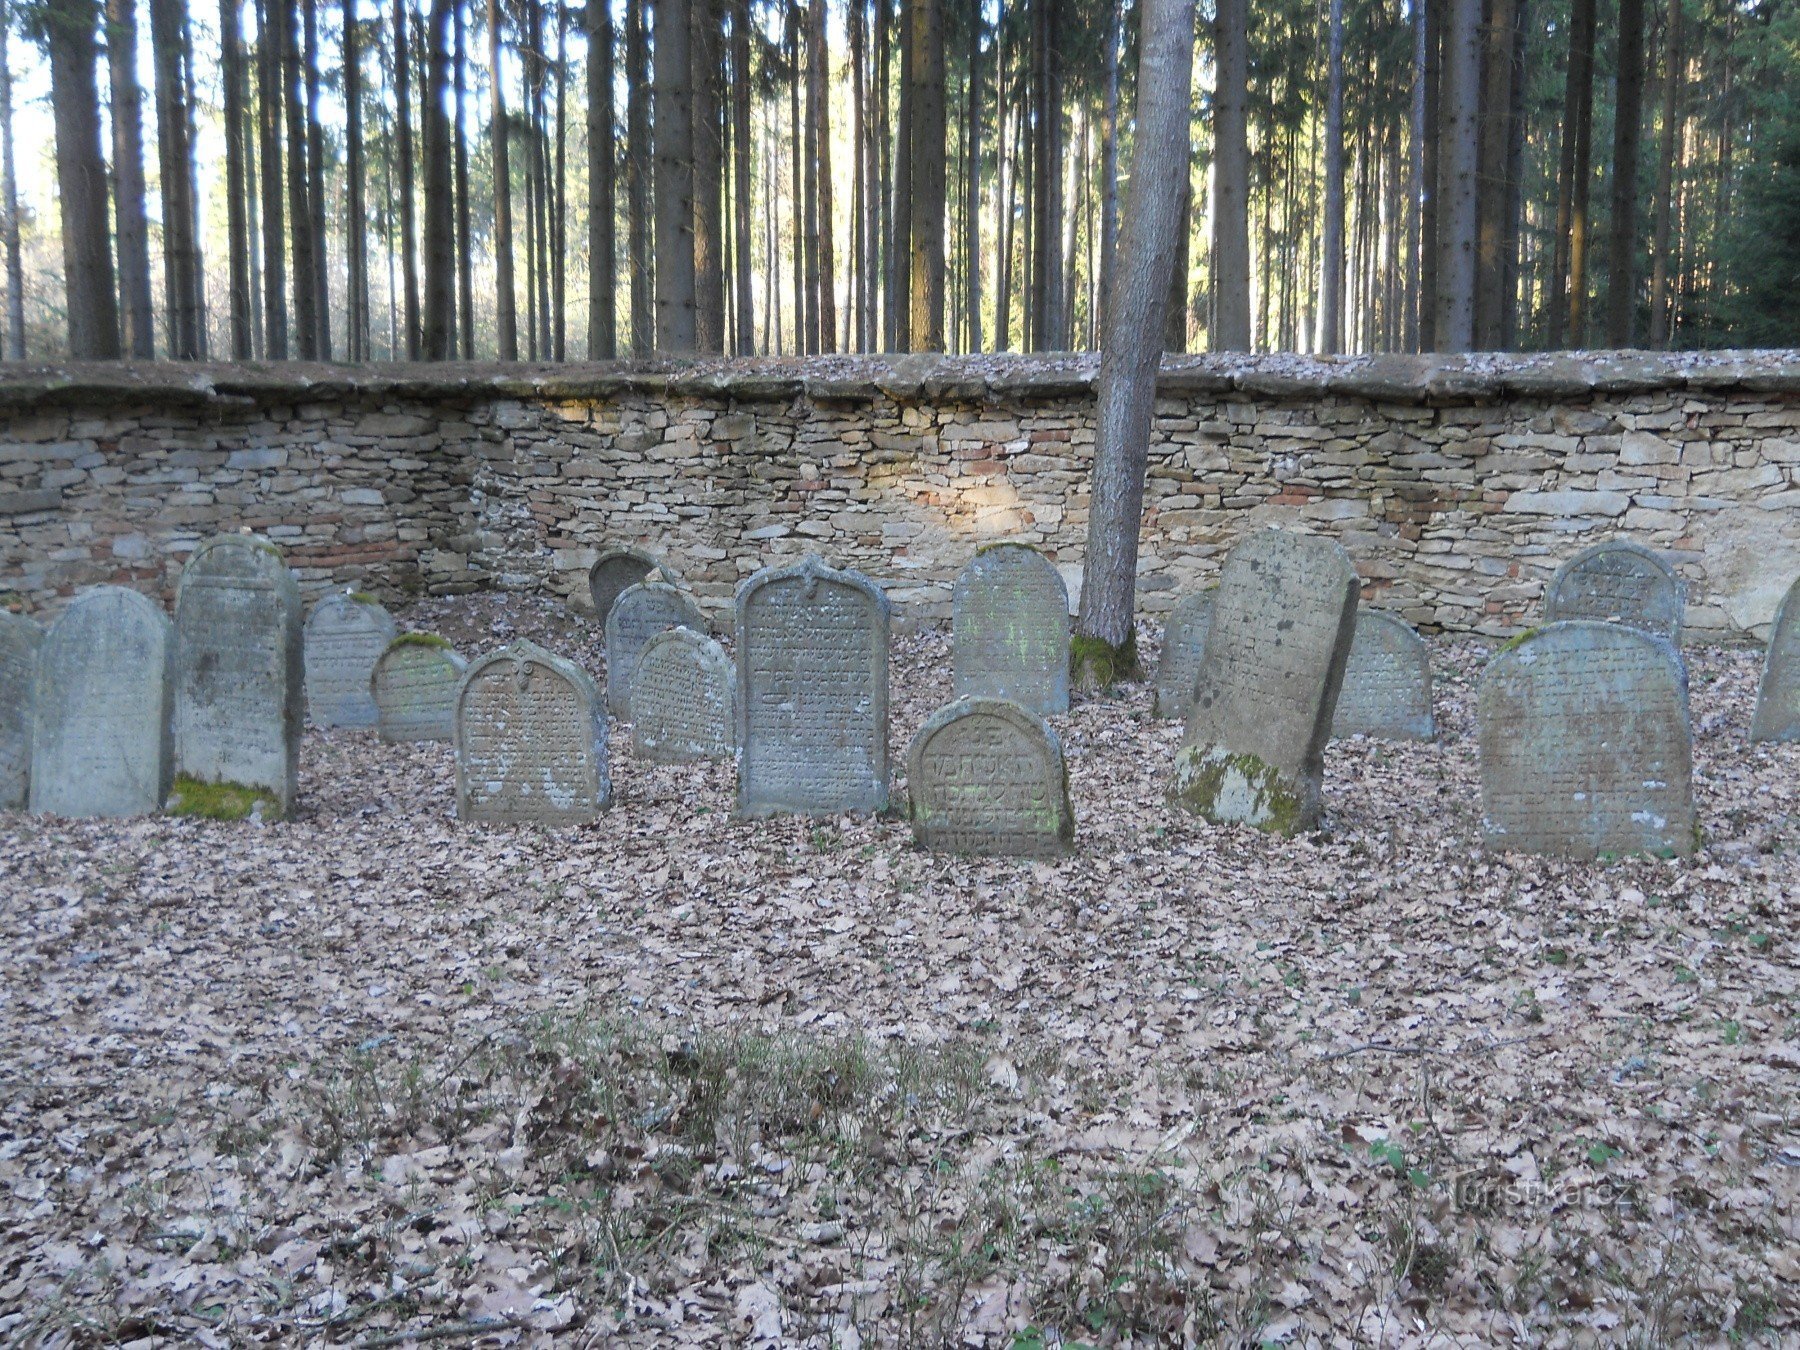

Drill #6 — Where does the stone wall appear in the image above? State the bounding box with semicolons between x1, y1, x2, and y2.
3;352;1799;641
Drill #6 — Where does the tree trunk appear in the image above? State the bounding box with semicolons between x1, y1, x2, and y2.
626;0;652;354
1098;0;1119;334
454;0;472;356
1433;0;1479;351
1211;0;1249;350
0;0;26;358
588;0;617;357
420;0;454;358
1473;0;1517;349
342;0;368;359
963;0;980;352
731;0;754;353
302;0;327;357
1028;0;1060;348
489;0;516;357
811;0;836;351
1605;0;1646;346
1316;0;1344;353
1648;0;1682;347
282;0;315;355
908;0;945;349
1407;0;1424;350
1500;0;1527;346
849;0;866;348
787;0;805;351
553;0;568;359
1165;169;1190;350
392;0;419;357
1419;0;1440;348
256;0;287;356
46;0;121;357
107;0;154;357
654;0;697;350
153;0;206;355
1550;0;1596;346
691;0;725;350
800;0;818;351
890;0;910;348
875;0;892;348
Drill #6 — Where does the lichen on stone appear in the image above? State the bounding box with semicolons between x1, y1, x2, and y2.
1169;744;1307;835
167;775;284;822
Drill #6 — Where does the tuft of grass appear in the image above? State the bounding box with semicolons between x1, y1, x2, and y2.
166;776;284;822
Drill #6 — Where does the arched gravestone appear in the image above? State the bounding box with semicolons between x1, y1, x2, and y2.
1331;610;1435;741
907;697;1073;857
631;626;736;764
1751;575;1800;742
1478;621;1693;859
0;611;43;809
1170;530;1358;834
951;542;1070;715
1152;590;1215;720
30;587;173;818
304;593;398;728
605;580;707;718
171;534;304;816
372;635;467;743
736;555;890;816
455;640;611;825
588;547;661;630
1543;540;1684;645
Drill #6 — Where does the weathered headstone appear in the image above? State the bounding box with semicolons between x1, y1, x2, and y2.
736;555;890;816
951;542;1070;715
1478;621;1694;859
1152;590;1215;720
170;534;304;818
588;547;661;629
605;581;707;718
631;626;736;763
1331;610;1435;741
304;592;398;728
1543;540;1684;644
1751;574;1800;742
1169;530;1358;833
907;697;1073;857
30;587;173;818
455;640;611;825
0;611;43;809
372;635;468;742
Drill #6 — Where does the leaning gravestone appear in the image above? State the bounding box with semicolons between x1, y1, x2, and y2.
1169;530;1358;833
631;626;736;764
1478;621;1693;858
171;534;304;818
606;580;707;718
30;587;173;818
1543;540;1684;645
455;640;611;825
736;555;890;816
372;635;467;742
1332;610;1434;741
1751;574;1800;742
951;542;1070;715
1152;590;1215;720
305;592;398;728
589;547;662;630
907;697;1073;858
0;611;43;809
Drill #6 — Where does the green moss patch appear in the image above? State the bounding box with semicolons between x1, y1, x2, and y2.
1496;625;1543;655
167;776;285;822
348;591;381;606
391;631;454;650
1169;745;1306;835
1069;630;1141;691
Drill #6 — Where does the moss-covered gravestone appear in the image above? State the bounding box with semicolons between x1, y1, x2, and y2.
1331;610;1434;741
455;640;611;826
1751;575;1800;742
1169;530;1358;833
0;611;43;809
951;542;1070;715
372;634;467;742
907;697;1073;857
304;592;398;728
605;581;706;718
588;547;661;630
1543;540;1684;645
631;626;736;764
1152;590;1214;720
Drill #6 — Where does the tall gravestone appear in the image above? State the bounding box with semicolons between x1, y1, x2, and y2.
605;581;707;718
0;611;43;809
372;635;468;742
455;640;611;825
907;697;1073;857
951;543;1070;715
1478;621;1694;858
305;592;398;728
1152;591;1215;720
736;555;890;816
30;587;174;818
171;534;304;816
1751;575;1800;742
589;547;661;630
631;626;736;764
1543;540;1684;644
1169;530;1358;833
1331;610;1435;741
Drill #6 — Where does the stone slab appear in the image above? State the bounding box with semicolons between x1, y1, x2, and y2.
907;697;1073;857
1331;610;1434;741
951;542;1070;715
1752;574;1800;742
1152;590;1214;720
606;581;706;718
455;639;610;825
305;593;399;728
588;547;661;628
0;610;42;808
373;635;467;742
1543;539;1684;644
631;626;736;764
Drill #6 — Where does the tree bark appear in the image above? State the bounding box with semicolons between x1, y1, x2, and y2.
1432;0;1479;352
908;0;945;349
811;0;836;351
1097;0;1119;335
1211;0;1249;350
1648;0;1683;347
1473;0;1517;349
0;0;26;358
392;0;420;357
963;0;980;352
625;0;652;354
1027;0;1060;348
490;0;517;357
342;0;368;359
653;0;697;350
256;0;287;357
1316;0;1344;353
692;0;725;350
1419;0;1440;348
1550;0;1596;346
889;0;910;348
454;0;473;357
153;0;206;355
588;0;617;357
731;0;754;353
302;0;327;357
107;0;155;357
46;0;121;358
553;0;568;359
799;0;818;351
420;0;454;358
1606;0;1646;346
1407;0;1424;350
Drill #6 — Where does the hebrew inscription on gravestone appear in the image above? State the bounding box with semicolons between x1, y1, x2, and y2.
456;640;611;826
589;547;661;630
1152;590;1215;720
305;593;398;728
907;697;1073;857
0;611;43;809
952;542;1070;715
1751;574;1800;742
1332;610;1434;741
1543;540;1684;644
373;635;467;742
606;581;706;718
631;626;736;764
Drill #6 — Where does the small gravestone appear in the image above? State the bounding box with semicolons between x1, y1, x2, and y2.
589;547;661;630
30;587;173;818
0;611;43;809
631;627;736;763
907;697;1073;857
606;581;706;718
1332;610;1434;741
1478;621;1694;859
1169;530;1358;833
1152;590;1215;720
456;640;610;825
305;592;398;728
736;555;890;816
372;635;467;742
951;542;1070;715
1752;575;1800;742
1543;540;1684;644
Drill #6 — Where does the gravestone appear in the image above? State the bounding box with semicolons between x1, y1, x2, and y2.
631;626;736;764
455;640;610;825
951;542;1070;715
1543;540;1684;644
1478;621;1694;858
171;534;304;817
372;635;468;742
1751;575;1800;742
1331;610;1434;741
304;592;398;728
907;697;1073;857
736;555;890;816
0;611;43;809
605;581;707;718
588;547;661;630
1169;529;1358;833
30;587;173;818
1152;590;1215;720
